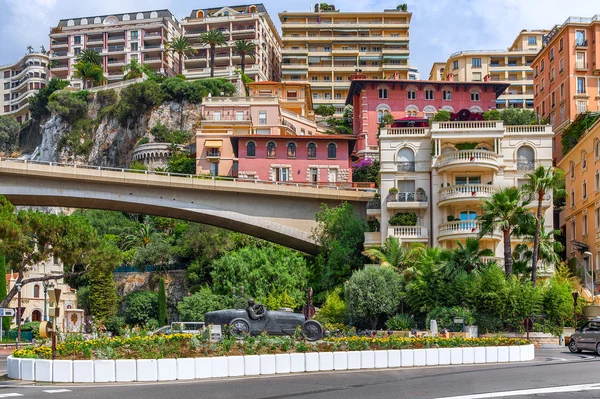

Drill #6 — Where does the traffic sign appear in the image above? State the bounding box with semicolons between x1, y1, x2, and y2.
0;308;15;317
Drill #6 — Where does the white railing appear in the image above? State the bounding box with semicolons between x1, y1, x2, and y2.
505;125;552;134
364;232;381;246
203;96;278;104
438;221;484;237
481;256;504;266
381;127;429;136
436;150;499;168
438;184;499;202
432;121;502;130
388;226;428;240
87;78;146;92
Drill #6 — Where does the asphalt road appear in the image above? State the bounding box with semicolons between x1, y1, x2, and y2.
0;348;598;399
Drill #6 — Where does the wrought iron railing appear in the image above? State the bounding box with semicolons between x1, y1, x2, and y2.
397;161;415;172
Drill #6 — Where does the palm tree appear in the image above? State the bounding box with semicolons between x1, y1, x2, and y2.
478;187;531;277
442;237;495;278
233;39;256;74
363;236;424;279
123;219;154;250
522;166;567;286
72;61;106;89
27;45;34;54
165;36;196;75
199;30;227;78
122;59;152;80
76;49;103;66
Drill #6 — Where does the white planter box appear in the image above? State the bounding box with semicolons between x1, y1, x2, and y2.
228;356;245;377
305;353;319;372
360;350;375;369
52;360;72;383
527;344;535;360
347;351;361;370
474;347;486;364
21;358;35;381
212;356;229;378
485;347;498;363
509;346;520;362
176;358;195;380
319;352;334;371
413;349;426;366
260;354;276;375
94;360;115;383
290;353;305;373
425;349;438;366
35;359;53;382
8;357;21;380
244;355;260;376
388;350;401;368
115;359;136;382
462;347;475;364
450;348;462;365
275;354;291;374
438;348;451;365
195;357;212;379
374;350;388;368
497;346;509;362
333;352;348;370
400;349;414;367
158;358;177;381
73;360;94;383
136;359;157;382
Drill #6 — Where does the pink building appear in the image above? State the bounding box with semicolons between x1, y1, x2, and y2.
346;74;509;159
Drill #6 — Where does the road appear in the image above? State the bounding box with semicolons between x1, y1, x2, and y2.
0;348;598;398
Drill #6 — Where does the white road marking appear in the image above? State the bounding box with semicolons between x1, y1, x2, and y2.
0;394;23;398
436;383;600;399
42;389;72;393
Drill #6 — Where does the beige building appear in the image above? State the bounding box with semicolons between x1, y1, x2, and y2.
432;30;547;110
49;10;182;88
279;5;411;116
181;4;282;82
0;53;50;123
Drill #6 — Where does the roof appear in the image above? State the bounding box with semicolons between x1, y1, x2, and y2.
56;9;174;28
189;4;268;18
6;273;18;284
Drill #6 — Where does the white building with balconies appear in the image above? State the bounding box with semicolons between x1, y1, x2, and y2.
368;120;554;262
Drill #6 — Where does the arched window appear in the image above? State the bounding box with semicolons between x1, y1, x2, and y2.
267;142;276;158
570;161;575;179
307;143;317;158
32;310;42;322
517;146;535;170
247;141;256;157
397;147;415;172
595;138;600;159
287;142;296;158
582;151;587;170
33;285;40;298
327;143;337;159
583;181;587;199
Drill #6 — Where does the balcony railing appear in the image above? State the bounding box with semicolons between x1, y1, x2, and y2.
397;161;415;172
439;221;481;236
108;46;125;52
388;226;428;240
381;127;428;136
206;150;221;158
435;150;499;169
387;192;427;203
438;184;498;202
575;39;588;47
433;121;501;130
517;160;535;170
367;199;381;209
202;114;252;121
481;256;505;266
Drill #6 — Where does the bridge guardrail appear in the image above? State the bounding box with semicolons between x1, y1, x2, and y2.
0;157;378;193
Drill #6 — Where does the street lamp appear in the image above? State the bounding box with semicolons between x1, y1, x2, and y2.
16;282;22;349
42;280;54;322
584;251;595;304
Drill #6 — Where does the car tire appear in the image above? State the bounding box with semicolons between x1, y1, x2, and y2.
596;343;600;356
302;320;323;342
230;318;250;338
569;339;582;353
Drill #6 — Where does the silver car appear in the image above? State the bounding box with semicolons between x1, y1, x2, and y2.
569;318;600;355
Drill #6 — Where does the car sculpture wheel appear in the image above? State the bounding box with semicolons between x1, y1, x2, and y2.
230;318;251;337
302;320;323;341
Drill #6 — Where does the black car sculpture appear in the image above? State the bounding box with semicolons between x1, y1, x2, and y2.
205;304;323;341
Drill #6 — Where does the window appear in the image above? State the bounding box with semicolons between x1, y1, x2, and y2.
559;58;564;73
258;111;267;125
576;52;586;69
336;76;342;81
596;208;600;229
595;171;599;192
267;142;276;158
213;111;221;121
327;143;336;159
577;77;585;94
323;46;330;52
324;93;331;99
470;91;480;101
246;141;255;157
517;146;535;170
549;48;555;60
378;88;388;99
74;47;81;55
550;68;555;81
407;89;416;100
33;285;40;298
583;214;588;235
131;31;139;40
425;89;434;100
560;83;564;98
472;72;482;81
287;142;296;158
328;169;337;183
528;36;537;45
310;168;318;183
582;151;587;170
312;93;319;99
323;76;330;82
74;36;81;44
571;220;576;240
453;60;458;70
559;37;564;52
583;181;587;199
236;111;244;121
307;143;317;158
570;161;575;179
312;76;318;82
443;90;452;100
541;60;545;71
576;30;586;46
595;139;600;159
130;42;138;51
472;58;482;68
455;176;481;185
571;189;575;207
275;167;288;182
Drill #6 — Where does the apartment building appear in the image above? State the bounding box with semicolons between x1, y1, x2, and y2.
49;10;182;88
279;5;411;116
181;4;282;82
532;15;600;164
558;119;600;289
433;30;546;110
367;119;554;272
0;53;49;122
408;66;420;80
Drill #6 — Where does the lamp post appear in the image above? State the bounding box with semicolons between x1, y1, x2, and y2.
42;280;53;322
584;251;595;304
16;282;22;349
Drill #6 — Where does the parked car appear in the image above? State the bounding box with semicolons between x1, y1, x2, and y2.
149;322;205;336
568;318;600;355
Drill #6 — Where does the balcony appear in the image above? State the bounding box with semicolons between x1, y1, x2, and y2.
386;192;428;210
202;114;252;123
575;40;588;48
438;221;502;242
87;37;103;44
108;46;125;52
366;199;381;216
576;62;588;71
387;226;429;243
435;150;500;172
380;127;429;137
438;184;498;206
364;232;381;247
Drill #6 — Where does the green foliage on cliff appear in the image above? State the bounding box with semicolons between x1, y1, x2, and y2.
0;116;20;155
561;113;600;155
29;78;69;120
47;90;89;122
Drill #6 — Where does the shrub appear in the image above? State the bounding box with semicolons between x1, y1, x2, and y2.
388;212;417;226
177;287;233;322
29;78;69;120
426;306;475;330
473;313;503;334
167;153;196;174
95;89;117;107
352;158;379;185
315;287;347;324
116;80;166;127
386;314;415;331
105;315;126;336
47;90;89;122
123;290;158;326
150;123;191;144
129;161;147;171
0;115;20;154
315;104;336;116
432;110;451;122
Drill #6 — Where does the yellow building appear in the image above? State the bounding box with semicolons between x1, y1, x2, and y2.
279;4;411;116
431;30;547;110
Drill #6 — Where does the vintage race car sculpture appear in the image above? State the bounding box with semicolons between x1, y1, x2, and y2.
205;304;323;341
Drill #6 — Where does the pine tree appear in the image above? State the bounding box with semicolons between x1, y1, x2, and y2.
89;270;117;322
158;278;167;326
0;254;10;332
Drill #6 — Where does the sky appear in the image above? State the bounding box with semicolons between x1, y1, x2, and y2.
1;0;599;75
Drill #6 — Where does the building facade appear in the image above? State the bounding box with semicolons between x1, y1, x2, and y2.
0;53;50;123
182;4;282;82
558;119;600;290
532;15;600;165
279;6;411;116
433;30;546;110
49;10;182;88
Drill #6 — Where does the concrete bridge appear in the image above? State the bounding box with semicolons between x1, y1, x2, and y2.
0;158;375;254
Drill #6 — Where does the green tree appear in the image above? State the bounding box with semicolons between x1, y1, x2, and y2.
442;237;494;278
198;31;227;78
177;287;233;322
498;108;537;125
165;36;197;75
73;61;106;89
76;49;103;66
123;290;158;326
167;152;196;174
483;109;501;121
122;59;152;80
123;218;155;249
28;78;69;120
380;112;395;127
233;39;256;74
0;254;10;331
363;236;423;278
88;244;120;321
345;267;404;329
0;116;20;155
314;286;347;324
432;110;451;122
158;278;167;326
477;187;531;277
315;104;336;117
522;166;567;286
47;90;89;122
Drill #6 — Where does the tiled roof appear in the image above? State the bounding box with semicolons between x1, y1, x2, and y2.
57;10;174;28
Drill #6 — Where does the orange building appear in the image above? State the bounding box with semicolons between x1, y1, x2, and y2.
531;15;600;165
